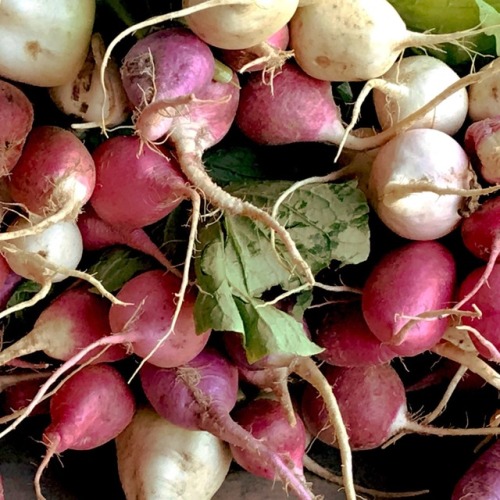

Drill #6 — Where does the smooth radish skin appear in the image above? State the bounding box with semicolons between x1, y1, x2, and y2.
140;348;316;500
361;241;457;357
313;302;397;367
0;285;127;367
120;27;215;142
288;0;493;82
5;125;96;240
451;439;500;499
116;406;232;500
464;117;500;184
108;269;211;368
0;79;34;175
34;364;136;499
300;363;500;452
367;128;475;241
371;55;468;135
469;65;500;121
90;135;189;229
77;207;181;276
2;374;52;417
230;396;307;482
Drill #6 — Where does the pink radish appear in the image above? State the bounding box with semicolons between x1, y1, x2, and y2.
313;302;397;366
0;285;127;367
230;396;307;481
116;406;232;500
34;363;136;498
6;125;95;238
0;79;34;175
361;241;456;357
289;0;496;82
2;374;51;417
108;269;211;368
140;347;316;499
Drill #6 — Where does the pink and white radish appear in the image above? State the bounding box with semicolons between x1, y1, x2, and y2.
34;363;135;499
0;285;127;367
140;348;316;500
367;128;475;241
116;406;232;500
0;79;34;175
371;55;468;135
289;0;494;82
361;241;456;357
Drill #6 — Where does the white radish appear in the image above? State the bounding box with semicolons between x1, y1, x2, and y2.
289;0;492;82
116;406;232;500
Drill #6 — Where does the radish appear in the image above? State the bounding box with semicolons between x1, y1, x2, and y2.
451;439;500;499
361;241;457;357
116;406;232;500
289;0;495;82
2;374;51;417
301;363;500;452
0;285;127;367
34;363;136;499
313;302;397;366
464;116;500;184
90;135;189;229
77;206;180;275
469;67;500;121
367;128;475;241
230;396;307;482
4;125;96;240
0;79;34;175
139;347;316;500
371;55;468;135
0;0;95;87
49;33;129;128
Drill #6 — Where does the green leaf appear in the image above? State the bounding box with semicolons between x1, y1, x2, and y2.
476;0;500;55
86;247;154;293
194;179;370;361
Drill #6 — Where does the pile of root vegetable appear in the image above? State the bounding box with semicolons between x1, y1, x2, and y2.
4;0;500;498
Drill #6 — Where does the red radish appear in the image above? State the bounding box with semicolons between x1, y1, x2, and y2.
90;135;189;229
77;206;180;275
219;24;291;74
289;0;496;82
464;117;500;184
6;126;95;238
230;396;307;481
361;241;456;357
108;269;211;368
313;302;397;366
451;439;500;499
301;363;500;452
34;364;136;499
0;79;34;175
0;285;127;367
140;348;316;499
2;374;51;417
120;27;215;142
116;406;232;500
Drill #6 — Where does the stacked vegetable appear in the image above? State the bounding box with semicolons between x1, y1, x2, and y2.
2;0;500;498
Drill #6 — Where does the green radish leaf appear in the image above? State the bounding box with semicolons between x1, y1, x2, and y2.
476;0;500;55
194;179;369;361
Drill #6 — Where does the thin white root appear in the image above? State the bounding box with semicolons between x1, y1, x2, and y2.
0;282;51;321
128;190;201;382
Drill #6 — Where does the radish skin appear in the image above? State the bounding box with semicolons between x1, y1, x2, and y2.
116;406;232;500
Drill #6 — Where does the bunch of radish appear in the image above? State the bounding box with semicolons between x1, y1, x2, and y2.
3;0;500;499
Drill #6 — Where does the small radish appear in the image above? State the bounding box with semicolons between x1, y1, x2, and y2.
116;406;232;500
230;396;307;482
0;79;34;175
140;347;316;499
1;374;51;417
371;55;468;135
5;126;96;240
313;302;397;366
34;364;136;499
289;0;495;82
0;285;127;367
367;128;475;241
361;241;456;356
469;67;500;121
